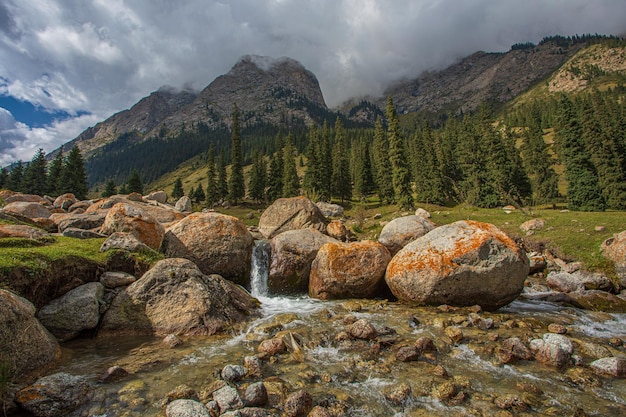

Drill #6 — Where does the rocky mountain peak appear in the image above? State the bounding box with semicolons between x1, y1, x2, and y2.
231;54;305;73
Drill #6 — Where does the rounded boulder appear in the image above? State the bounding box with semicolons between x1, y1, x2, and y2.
259;196;327;239
385;220;529;311
99;202;165;250
309;240;391;300
161;212;253;285
378;215;436;255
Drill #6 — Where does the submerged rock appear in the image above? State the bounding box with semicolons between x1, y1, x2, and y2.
15;372;92;417
589;357;626;377
385;220;529;311
100;258;259;336
258;196;327;239
568;290;626;313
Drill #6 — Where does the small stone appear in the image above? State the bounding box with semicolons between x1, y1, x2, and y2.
589;357;626;377
432;381;457;400
163;334;183;348
494;394;529;411
431;365;448;377
100;271;137;288
415;337;436;353
307;405;332;417
244;356;263;377
444;326;463;344
595;226;606;232
348;319;377;340
383;382;411;404
166;399;211;417
213;385;244;412
258;338;287;355
99;365;128;382
395;346;420;362
284;389;313;417
609;337;623;347
161;384;198;407
221;365;247;383
244;382;268;407
547;323;568;334
373;213;382;219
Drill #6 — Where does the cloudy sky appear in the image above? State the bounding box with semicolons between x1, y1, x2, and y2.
1;0;625;166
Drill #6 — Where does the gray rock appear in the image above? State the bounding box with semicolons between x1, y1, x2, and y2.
600;230;626;287
61;227;106;239
520;218;546;233
414;208;431;219
284;389;313;417
37;282;105;341
258;196;327;239
175;196;192;212
166;399;211;417
244;382;268;407
378;215;436;255
589;357;626;377
213;385;244;412
15;373;91;417
56;212;107;232
100;231;153;253
53;193;77;210
100;271;137;288
315;201;344;217
145;190;168;204
2;201;52;219
533;333;574;368
99;202;165;250
221;364;247;383
546;271;614;293
0;224;52;241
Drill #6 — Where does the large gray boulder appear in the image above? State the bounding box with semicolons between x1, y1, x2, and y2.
309;241;391;300
161;212;254;285
0;290;60;383
546;271;614;293
269;229;338;294
378;215;436;255
145;190;168;204
99;258;259;336
37;282;105;341
385;220;529;311
258;196;327;239
55;212;108;233
15;373;91;417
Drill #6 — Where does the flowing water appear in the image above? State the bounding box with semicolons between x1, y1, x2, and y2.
41;248;626;416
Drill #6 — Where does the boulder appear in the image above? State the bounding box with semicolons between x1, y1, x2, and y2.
269;229;338;294
259;196;327;239
378;215;436;255
520;218;546;233
162;212;254;285
67;200;91;213
100;231;153;253
568;290;626;313
175;196;192;212
284;390;313;417
0;290;60;383
99;258;259;336
5;194;48;204
601;231;626;286
145;190;167;204
315;201;344;218
415;208;431;219
532;333;574;368
385;220;529;311
166;399;211;417
2;201;51;219
546;271;614;293
326;220;351;242
53;193;77;210
99;202;165;250
589;357;626;377
0;224;51;241
56;212;108;233
37;282;105;341
309;241;391;300
62;228;106;239
127;192;143;202
15;373;92;417
100;271;137;288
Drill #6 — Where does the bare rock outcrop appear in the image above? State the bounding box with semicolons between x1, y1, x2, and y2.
385;220;529;311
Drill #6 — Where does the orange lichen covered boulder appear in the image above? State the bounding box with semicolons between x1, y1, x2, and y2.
385;220;529;311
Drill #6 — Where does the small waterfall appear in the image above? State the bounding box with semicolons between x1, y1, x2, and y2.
250;240;270;297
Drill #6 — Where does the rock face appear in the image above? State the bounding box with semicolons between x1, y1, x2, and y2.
15;372;92;417
385;220;529;311
0;290;60;383
37;282;105;341
258;196;327;239
269;229;338;294
2;201;52;219
601;230;626;286
309;241;391;300
378;215;436;255
100;202;165;250
161;212;254;285
100;258;259;336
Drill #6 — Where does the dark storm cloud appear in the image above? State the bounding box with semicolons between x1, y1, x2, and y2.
0;0;625;164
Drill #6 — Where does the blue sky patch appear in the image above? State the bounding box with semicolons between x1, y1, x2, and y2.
0;94;89;127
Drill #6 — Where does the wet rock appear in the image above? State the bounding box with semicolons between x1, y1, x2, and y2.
100;258;259;336
284;389;313;417
100;271;137;288
244;356;263;377
415;337;436;354
222;364;247;383
100;202;165;250
568;290;626;313
547;323;568;334
259;196;327;239
396;346;421;362
589;357;626;377
15;372;92;417
431;381;457;400
496;337;533;364
2;201;52;219
223;408;277;417
528;252;547;274
213;385;244;412
383;382;411;404
61;227;106;239
385;220;529;311
546;271;614;293
99;365;128;382
244;382;268;407
564;367;602;388
309;241;391;300
315;202;344;218
533;333;574;368
520;218;545;234
166;399;211;417
494;394;529;411
269;229;337;294
430;364;448;377
100;231;153;253
37;282;104;341
348;319;377;340
600;230;626;286
378;215;436;255
145;191;167;204
0;290;60;383
0;224;52;241
444;326;463;344
162;384;199;408
175;196;192;212
308;405;332;417
161;212;254;285
163;334;183;348
258;338;287;355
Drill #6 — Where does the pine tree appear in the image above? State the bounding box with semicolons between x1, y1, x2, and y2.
217;150;228;202
282;133;300;198
267;132;284;202
371;117;394;204
22;148;48;196
59;146;89;199
303;125;322;198
126;169;143;195
318;121;333;201
412;122;445;205
0;167;8;189
206;145;219;206
386;97;413;209
228;105;245;204
47;149;64;196
555;95;605;211
101;180;117;198
331;118;352;203
6;161;24;192
351;136;374;198
192;184;206;203
172;177;185;200
521;109;559;204
249;151;267;203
